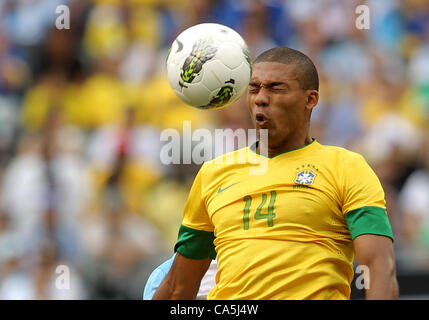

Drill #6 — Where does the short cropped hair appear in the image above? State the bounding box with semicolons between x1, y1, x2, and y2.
253;47;319;91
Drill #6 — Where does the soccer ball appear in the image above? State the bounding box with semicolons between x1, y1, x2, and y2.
166;23;252;110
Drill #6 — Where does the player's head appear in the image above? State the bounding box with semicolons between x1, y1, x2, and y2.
253;47;319;92
247;46;319;150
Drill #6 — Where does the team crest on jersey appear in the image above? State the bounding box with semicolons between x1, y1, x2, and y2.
294;169;317;185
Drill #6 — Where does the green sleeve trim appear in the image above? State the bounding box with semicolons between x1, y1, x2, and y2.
345;206;394;241
174;225;216;260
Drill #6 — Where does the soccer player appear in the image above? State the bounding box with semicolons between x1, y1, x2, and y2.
153;47;399;300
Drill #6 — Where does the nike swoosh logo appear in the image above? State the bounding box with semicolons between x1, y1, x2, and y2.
218;183;239;194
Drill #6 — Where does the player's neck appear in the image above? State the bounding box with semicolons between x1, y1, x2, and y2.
257;135;313;158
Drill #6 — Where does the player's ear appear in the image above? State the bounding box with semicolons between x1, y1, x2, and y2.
305;90;319;111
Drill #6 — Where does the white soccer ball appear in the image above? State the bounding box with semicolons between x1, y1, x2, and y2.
166;23;252;110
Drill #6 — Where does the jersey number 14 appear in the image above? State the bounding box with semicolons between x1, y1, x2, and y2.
243;191;277;230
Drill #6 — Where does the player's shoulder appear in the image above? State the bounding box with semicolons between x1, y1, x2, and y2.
316;141;368;164
200;146;249;171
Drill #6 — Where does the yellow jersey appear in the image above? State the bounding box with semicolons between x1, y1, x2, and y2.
174;139;393;300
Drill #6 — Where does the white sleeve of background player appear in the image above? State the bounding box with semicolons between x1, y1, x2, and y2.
196;259;217;300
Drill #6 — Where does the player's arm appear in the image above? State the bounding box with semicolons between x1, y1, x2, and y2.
341;153;399;299
152;253;211;299
153;165;215;299
353;234;399;299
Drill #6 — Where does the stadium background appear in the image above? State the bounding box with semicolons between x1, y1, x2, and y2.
0;0;428;299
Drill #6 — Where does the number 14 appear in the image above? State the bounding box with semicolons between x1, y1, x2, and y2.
243;191;277;230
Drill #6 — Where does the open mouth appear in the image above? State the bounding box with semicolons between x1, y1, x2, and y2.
255;112;268;127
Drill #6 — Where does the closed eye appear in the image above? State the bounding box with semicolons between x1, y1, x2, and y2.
248;83;260;94
270;87;288;92
248;82;289;93
266;82;289;92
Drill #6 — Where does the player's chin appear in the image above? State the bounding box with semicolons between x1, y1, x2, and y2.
255;118;270;130
255;123;274;141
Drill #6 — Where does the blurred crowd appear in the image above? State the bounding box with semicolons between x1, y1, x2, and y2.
0;0;428;299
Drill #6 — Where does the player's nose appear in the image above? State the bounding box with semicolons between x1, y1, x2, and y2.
254;87;269;107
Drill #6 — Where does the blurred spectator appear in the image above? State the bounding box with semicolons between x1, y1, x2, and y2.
0;239;87;299
78;168;168;299
1;131;48;256
0;31;30;97
0;0;69;69
237;0;279;57
397;134;429;270
21;70;68;131
1;107;91;263
86;106;163;215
